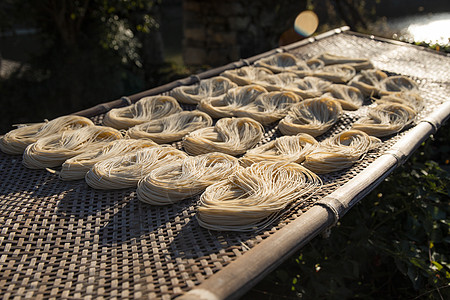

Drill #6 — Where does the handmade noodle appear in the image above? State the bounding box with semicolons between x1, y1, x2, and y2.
170;76;237;104
126;110;213;143
278;97;342;136
0;115;94;155
23;126;122;169
311;64;356;83
234;91;301;125
196;161;322;232
137;152;241;205
240;133;318;167
324;84;364;110
313;53;373;71
303;129;381;174
380;75;419;95
183;117;264;156
60;138;157;181
102;96;182;130
349;69;388;96
375;92;424;113
352;103;416;137
198;85;267;119
221;66;273;86
85;146;187;190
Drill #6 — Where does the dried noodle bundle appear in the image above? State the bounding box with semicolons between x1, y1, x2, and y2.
311;64;356;83
23;126;122;169
85;146;187;190
126;110;213;143
170;76;237;104
375;92;424;113
255;53;324;76
183;117;264;156
280;76;333;99
0;115;94;155
287;58;325;77
234;91;301;125
137;152;241;205
240;133;318;167
252;72;299;92
324;84;364;110
349;69;388;96
352;103;416;137
380;75;419;95
221;66;273;86
102;96;182;130
198;85;267;118
196;161;322;232
303;130;381;174
313;53;374;71
278;97;343;137
60;138;157;181
255;53;304;73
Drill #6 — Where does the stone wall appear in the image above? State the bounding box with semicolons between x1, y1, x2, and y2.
182;0;304;67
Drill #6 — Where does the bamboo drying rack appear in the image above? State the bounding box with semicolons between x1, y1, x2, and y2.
1;27;449;299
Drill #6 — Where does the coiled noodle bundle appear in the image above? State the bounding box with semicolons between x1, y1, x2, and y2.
280;76;333;99
85;146;187;190
196;161;322;232
380;75;419;95
375;92;424;113
23;126;122;169
324;84;364;110
313;53;374;71
234;91;301;125
352;103;416;137
60;138;157;181
126;111;213;143
183;117;264;156
349;69;388;96
240;133;318;167
278;97;342;137
0;115;94;155
198;85;267;119
255;53;324;76
102;96;182;130
170;76;237;104
311;64;356;83
255;53;304;73
221;66;273;86
137;152;241;205
252;72;300;92
303;130;381;174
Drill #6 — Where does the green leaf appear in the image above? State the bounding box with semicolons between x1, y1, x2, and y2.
427;206;447;220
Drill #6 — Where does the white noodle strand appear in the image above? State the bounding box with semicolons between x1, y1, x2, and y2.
126;110;213;143
60;138;157;181
137;152;241;205
196;161;322;232
170;76;237;104
102;96;182;130
183;117;264;156
278;97;343;137
0;115;94;155
303;129;381;174
85;146;187;190
240;134;318;167
23;126;122;169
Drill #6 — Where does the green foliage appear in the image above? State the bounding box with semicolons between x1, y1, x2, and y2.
0;0;191;134
246;123;450;299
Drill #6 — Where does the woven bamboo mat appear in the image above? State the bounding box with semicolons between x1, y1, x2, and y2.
1;28;449;299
